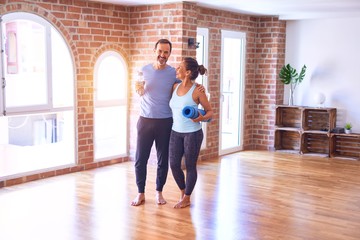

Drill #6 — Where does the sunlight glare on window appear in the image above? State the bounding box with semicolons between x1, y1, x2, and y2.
94;51;128;160
51;28;74;108
97;56;126;101
4;20;47;107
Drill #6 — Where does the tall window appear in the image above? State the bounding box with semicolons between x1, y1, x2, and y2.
0;13;75;177
94;51;128;160
196;28;209;149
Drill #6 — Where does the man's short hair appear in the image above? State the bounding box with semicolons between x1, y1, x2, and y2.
154;39;172;52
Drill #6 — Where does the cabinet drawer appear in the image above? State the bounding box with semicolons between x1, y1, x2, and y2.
274;129;301;153
330;134;360;160
275;106;302;128
301;132;330;156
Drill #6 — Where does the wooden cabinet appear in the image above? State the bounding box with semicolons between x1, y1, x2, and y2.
330;133;360;160
274;105;336;157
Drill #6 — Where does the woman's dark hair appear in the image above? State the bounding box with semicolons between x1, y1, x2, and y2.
154;39;172;53
183;57;207;80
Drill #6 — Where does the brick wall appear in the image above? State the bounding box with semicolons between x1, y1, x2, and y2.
197;8;259;156
129;2;184;156
197;8;286;151
128;2;199;163
0;0;285;187
254;18;286;150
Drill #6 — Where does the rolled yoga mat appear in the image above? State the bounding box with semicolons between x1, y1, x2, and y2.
182;106;211;122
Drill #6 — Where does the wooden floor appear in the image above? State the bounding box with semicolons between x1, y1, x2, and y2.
1;151;360;240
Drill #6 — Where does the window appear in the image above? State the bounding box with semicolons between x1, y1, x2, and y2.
94;51;128;160
196;28;209;149
0;13;75;177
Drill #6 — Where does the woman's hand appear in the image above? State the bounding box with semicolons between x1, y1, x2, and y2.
192;110;205;122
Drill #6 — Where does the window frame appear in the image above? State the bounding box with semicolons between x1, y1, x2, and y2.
0;12;76;178
219;30;246;156
93;50;128;161
0;12;74;116
196;27;210;149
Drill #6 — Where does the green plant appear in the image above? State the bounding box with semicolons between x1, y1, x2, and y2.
345;122;352;130
279;64;307;88
279;64;307;105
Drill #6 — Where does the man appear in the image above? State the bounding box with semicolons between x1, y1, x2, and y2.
131;39;178;206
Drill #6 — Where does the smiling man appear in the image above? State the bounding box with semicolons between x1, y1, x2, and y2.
131;39;178;206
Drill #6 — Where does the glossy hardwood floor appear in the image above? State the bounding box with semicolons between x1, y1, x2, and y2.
1;151;360;240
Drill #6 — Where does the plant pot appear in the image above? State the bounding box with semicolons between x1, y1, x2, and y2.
345;129;351;134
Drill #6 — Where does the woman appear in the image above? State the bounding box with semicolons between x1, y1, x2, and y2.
169;57;213;208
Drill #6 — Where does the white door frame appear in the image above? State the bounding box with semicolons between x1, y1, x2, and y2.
196;27;209;149
219;30;246;155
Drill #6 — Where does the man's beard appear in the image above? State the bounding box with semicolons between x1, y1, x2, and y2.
157;56;167;65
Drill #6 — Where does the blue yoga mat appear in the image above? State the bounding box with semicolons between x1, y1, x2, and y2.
182;106;211;122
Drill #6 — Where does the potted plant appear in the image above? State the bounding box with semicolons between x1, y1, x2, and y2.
344;123;352;134
279;64;307;105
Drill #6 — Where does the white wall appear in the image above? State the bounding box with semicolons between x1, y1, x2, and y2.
0;117;9;144
285;17;360;132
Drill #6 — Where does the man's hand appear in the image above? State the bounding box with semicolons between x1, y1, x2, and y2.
135;81;145;96
195;83;205;93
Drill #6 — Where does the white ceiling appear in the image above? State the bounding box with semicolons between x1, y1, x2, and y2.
90;0;360;20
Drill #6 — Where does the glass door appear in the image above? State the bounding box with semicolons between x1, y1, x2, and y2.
196;27;209;149
219;30;246;155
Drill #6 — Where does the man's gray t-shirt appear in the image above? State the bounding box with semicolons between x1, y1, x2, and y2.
140;64;178;118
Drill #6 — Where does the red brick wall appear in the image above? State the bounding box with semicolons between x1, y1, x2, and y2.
197;8;286;152
196;8;259;156
128;2;199;163
0;0;285;187
254;18;286;150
